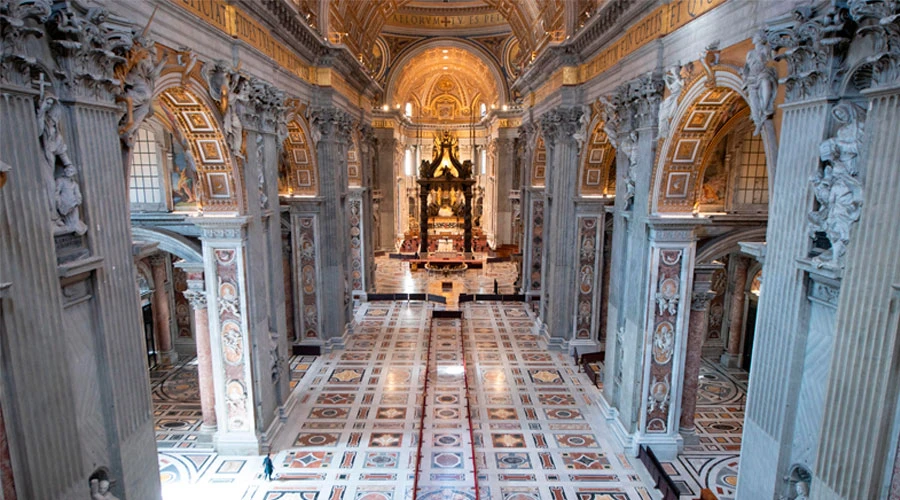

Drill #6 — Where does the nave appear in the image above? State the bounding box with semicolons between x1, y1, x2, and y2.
155;260;747;500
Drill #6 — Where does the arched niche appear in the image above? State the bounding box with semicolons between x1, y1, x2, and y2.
651;69;774;216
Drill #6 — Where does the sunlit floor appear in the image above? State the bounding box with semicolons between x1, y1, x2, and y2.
155;259;747;499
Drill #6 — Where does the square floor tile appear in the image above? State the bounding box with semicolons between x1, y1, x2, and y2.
554;433;599;448
491;433;527;448
368;433;403;447
363;452;399;468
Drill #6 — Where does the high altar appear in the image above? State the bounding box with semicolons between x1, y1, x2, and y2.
417;131;477;255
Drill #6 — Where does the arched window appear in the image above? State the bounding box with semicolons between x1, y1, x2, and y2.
733;128;768;208
129;127;165;210
480;102;487;117
480;147;487;175
405;102;413;117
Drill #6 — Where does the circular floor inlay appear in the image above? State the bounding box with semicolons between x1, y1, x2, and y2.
436;395;458;404
436;408;459;418
161;420;190;429
307;435;328;444
370;455;393;464
710;422;739;431
500;456;525;465
564;436;586;445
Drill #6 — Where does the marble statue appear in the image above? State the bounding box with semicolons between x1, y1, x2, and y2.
620;131;638;210
598;95;618;148
794;480;809;500
572;105;591;150
55;164;88;235
657;65;683;140
742;30;778;135
809;103;865;269
90;478;119;500
118;34;164;148
203;59;231;110
224;74;248;159
37;95;73;224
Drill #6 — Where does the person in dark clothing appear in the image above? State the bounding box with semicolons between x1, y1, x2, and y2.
262;453;274;481
493;279;499;295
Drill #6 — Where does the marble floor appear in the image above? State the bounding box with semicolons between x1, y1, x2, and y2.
155;259;747;499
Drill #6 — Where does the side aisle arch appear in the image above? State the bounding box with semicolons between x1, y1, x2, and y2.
280;104;319;196
580;115;617;196
651;69;774;215
153;50;245;214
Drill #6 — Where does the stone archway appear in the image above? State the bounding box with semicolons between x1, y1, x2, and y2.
651;70;775;216
153;69;245;214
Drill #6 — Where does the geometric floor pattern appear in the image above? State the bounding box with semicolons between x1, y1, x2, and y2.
662;359;747;500
156;260;747;499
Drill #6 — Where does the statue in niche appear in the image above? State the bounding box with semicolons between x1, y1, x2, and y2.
55;164;87;235
37;94;86;234
793;481;809;500
742;30;777;135
89;468;119;500
808;103;865;269
657;65;684;140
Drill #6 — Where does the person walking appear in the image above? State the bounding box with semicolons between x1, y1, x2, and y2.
262;453;274;481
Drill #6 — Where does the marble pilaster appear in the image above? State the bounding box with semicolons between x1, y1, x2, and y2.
736;98;832;500
191;216;260;454
539;107;584;348
812;83;900;499
309;107;354;347
636;222;698;459
679;263;721;443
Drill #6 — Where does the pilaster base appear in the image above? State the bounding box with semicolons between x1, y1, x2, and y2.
719;352;741;368
326;327;349;352
636;433;684;461
568;339;600;355
157;350;179;365
596;394;637;456
215;431;261;455
679;427;700;446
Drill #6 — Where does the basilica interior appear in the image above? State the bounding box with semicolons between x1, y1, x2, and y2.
1;0;899;499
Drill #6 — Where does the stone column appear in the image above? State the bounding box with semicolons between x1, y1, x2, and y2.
463;183;473;254
191;217;259;454
181;271;217;433
539;107;584;350
679;263;721;443
375;133;398;250
310;108;354;347
516;122;540;296
359;125;377;290
721;255;750;367
148;254;177;364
